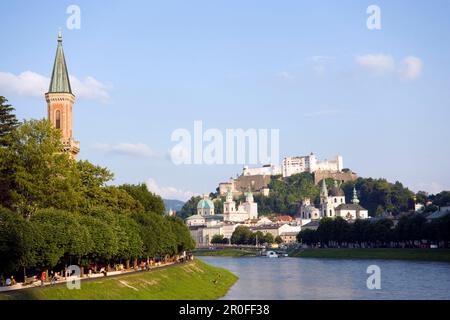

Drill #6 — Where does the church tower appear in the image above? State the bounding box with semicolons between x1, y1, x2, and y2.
45;31;79;158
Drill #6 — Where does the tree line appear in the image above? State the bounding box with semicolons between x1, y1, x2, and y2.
0;97;195;280
297;215;450;248
211;226;283;246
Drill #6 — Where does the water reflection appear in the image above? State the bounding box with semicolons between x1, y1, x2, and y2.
199;257;450;300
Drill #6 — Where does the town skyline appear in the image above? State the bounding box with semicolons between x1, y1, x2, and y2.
1;0;450;200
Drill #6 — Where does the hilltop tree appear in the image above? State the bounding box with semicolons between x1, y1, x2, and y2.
119;183;165;214
178;196;202;219
342;178;414;216
0;96;19;147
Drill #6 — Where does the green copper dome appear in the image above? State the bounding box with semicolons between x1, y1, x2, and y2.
197;197;214;209
48;31;72;94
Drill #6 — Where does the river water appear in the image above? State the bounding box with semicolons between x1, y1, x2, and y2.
199;256;450;300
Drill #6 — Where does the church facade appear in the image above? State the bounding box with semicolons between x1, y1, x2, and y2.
45;31;79;158
299;179;368;222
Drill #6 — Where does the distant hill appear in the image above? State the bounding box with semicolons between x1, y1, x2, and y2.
163;199;185;213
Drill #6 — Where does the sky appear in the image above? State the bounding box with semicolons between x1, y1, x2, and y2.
1;0;449;200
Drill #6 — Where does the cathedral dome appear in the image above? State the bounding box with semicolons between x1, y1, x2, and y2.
197;197;214;209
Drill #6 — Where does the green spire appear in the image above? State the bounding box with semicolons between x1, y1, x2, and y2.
48;31;72;94
352;187;360;205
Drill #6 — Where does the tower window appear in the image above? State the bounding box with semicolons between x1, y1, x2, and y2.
56;110;61;129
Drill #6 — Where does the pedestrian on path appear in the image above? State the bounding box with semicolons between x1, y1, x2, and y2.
40;271;46;287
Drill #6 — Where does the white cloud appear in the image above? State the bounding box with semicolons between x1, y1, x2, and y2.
0;71;48;97
70;75;112;103
146;178;196;201
277;71;295;80
399;56;423;80
93;142;157;158
0;70;111;103
355;54;395;74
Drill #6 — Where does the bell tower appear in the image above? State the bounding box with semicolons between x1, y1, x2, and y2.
45;31;79;158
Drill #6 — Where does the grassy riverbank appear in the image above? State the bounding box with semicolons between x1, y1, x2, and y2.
0;260;237;300
290;248;450;262
193;248;259;257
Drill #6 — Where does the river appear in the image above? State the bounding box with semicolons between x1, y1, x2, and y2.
199;256;450;300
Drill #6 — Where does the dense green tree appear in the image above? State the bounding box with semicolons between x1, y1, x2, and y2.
167;216;195;252
263;233;274;244
230;226;253;245
342;178;415;216
274;236;283;245
0;96;18;147
79;213;118;266
115;214;143;264
297;229;318;245
132;211;174;258
2;120;81;217
119;183;165;214
211;234;226;244
415;191;429;205
430;191;450;207
0;207;40;277
178;196;202;219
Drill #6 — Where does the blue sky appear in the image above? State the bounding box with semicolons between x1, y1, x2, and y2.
1;0;449;200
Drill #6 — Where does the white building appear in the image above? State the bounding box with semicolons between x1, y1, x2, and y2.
320;180;346;218
243;164;282;176
298;180;369;223
299;198;321;220
239;153;344;179
335;188;369;220
223;189;258;222
186;192;261;246
282;153;343;177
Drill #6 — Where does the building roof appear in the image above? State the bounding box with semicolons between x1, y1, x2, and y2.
204;214;224;220
426;210;450;220
280;231;299;236
273;215;293;222
329;180;345;197
48;31;72;94
251;225;279;230
186;214;204;220
197;197;214;209
302;220;320;228
335;203;366;211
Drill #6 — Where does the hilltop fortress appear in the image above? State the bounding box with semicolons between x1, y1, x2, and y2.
218;153;357;197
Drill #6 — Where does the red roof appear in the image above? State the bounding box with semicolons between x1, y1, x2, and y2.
273;215;293;222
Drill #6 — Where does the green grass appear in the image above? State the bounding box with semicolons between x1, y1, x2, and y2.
193;248;258;257
290;248;450;262
0;259;237;300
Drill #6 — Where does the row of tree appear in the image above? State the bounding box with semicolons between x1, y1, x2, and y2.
0;207;194;277
228;226;283;245
0;97;195;279
297;214;450;248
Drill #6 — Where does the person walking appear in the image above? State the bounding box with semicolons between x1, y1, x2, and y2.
40;271;46;287
50;272;57;286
